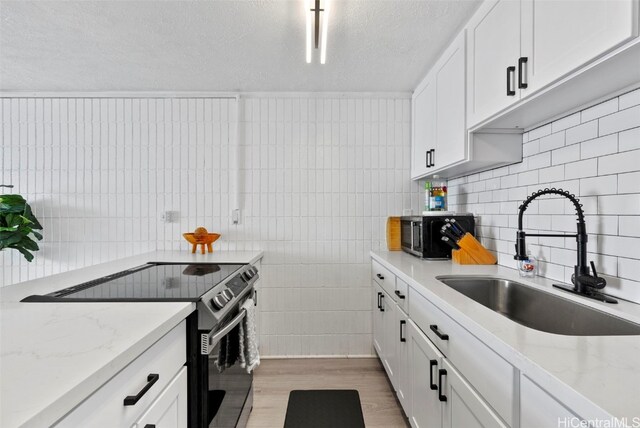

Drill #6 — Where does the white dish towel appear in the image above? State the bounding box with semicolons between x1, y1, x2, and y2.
238;297;260;373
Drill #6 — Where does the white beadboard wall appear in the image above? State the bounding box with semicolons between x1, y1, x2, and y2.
448;88;640;304
0;95;420;357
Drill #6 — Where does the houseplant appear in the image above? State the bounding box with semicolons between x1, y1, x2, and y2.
0;187;43;262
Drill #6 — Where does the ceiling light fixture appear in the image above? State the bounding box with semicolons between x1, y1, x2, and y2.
305;0;330;64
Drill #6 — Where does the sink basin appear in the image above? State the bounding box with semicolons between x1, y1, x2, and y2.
436;276;640;336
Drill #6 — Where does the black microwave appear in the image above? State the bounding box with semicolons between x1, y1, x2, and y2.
400;214;475;259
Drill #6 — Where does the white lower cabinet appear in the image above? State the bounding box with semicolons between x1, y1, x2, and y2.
520;375;580;428
55;321;187;428
396;307;410;412
441;359;507;428
408;320;443;428
134;366;188;428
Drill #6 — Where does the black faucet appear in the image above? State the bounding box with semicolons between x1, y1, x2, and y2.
515;188;617;304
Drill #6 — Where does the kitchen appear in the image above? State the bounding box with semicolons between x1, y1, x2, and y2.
1;1;640;428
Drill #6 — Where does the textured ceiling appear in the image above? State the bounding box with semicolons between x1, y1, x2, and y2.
0;0;481;92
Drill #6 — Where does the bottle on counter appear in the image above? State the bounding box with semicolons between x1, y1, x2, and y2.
427;176;447;211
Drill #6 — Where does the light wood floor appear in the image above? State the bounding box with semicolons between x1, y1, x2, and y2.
246;358;410;428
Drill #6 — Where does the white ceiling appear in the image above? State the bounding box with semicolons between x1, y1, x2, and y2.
0;0;481;93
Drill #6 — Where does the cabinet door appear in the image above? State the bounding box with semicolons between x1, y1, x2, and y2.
467;0;521;127
520;375;580;428
412;74;436;179
381;289;398;388
441;360;507;428
396;308;410;414
521;0;637;94
135;367;188;428
408;320;443;428
434;31;467;170
372;283;384;356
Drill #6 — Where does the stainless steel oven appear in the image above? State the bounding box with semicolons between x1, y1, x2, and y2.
23;262;260;428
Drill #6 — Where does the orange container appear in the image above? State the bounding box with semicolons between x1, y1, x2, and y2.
386;217;402;251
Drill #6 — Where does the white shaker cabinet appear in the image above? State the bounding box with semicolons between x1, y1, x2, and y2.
382;287;399;389
520;375;581;428
434;31;467;170
467;0;522;127
411;32;467;179
441;359;507;428
467;0;638;128
396;307;411;413
412;73;436;179
521;0;637;95
134;367;188;428
373;282;385;356
408;320;443;428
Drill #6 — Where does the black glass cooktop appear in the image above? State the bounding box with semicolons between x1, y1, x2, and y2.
22;263;245;302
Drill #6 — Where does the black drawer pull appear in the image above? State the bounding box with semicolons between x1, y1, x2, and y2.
430;325;449;341
429;359;438;390
144;425;156;428
518;56;528;89
438;369;448;402
376;273;385;280
400;320;406;342
506;66;516;96
394;290;406;299
124;373;159;406
380;294;385;312
377;292;381;309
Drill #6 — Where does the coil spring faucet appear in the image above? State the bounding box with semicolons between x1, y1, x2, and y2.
515;188;616;304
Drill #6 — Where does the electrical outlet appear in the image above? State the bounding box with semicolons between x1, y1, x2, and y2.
161;211;177;223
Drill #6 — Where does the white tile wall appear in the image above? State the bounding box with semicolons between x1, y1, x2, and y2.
0;95;419;357
449;88;640;304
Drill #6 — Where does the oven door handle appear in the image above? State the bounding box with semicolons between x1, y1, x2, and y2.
201;309;247;355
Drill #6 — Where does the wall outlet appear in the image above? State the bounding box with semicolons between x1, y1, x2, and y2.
161;211;178;223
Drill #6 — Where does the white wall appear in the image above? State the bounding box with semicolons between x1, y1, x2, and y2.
448;88;640;304
0;95;420;356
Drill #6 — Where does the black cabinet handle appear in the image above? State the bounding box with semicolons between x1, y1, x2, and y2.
429;359;438;390
438;369;448;402
400;320;406;342
377;292;381;309
426;150;430;168
394;290;406;299
144;425;156;428
254;289;258;306
430;324;449;341
506;66;516;96
380;294;385;312
430;149;435;167
518;57;528;89
124;373;159;406
376;273;384;280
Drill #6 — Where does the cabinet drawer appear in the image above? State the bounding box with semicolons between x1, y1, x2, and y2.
395;277;409;314
55;321;186;428
135;366;188;428
372;260;396;299
409;289;514;427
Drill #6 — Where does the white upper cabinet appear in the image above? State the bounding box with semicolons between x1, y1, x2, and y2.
467;0;638;128
412;75;436;179
521;0;637;94
467;0;522;127
435;31;467;170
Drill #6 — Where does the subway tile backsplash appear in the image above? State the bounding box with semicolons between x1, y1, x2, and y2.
449;88;640;304
1;95;420;357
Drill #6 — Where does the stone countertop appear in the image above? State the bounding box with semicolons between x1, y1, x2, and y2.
371;250;640;422
0;250;264;428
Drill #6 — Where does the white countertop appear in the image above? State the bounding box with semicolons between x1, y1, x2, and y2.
371;250;640;421
0;250;263;428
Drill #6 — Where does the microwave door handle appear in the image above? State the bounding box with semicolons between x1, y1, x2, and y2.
201;309;247;355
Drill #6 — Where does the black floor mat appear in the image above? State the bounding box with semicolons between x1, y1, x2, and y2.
283;389;366;428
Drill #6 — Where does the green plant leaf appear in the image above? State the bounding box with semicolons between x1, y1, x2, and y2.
18;236;39;251
0;225;19;232
0;231;23;246
13;246;34;262
23;203;42;230
31;231;43;240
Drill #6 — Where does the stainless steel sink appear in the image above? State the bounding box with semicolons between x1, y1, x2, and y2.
436;276;640;336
